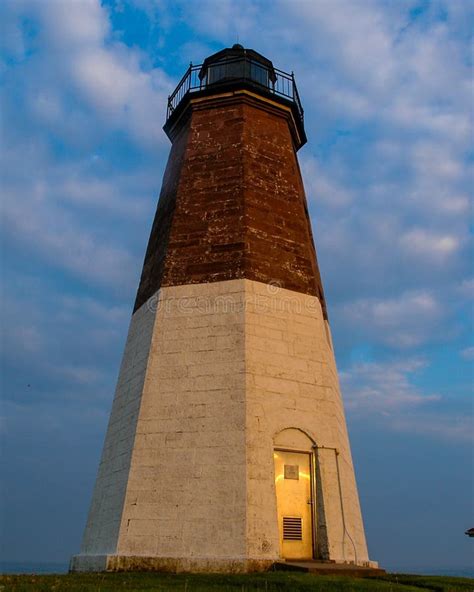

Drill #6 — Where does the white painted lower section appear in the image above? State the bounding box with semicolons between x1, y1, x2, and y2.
243;280;369;564
80;301;157;554
74;279;372;571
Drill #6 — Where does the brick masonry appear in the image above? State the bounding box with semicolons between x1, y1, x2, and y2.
134;92;327;319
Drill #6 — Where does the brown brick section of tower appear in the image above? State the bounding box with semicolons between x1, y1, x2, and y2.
133;92;328;319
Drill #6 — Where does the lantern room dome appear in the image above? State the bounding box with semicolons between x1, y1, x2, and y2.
198;45;277;86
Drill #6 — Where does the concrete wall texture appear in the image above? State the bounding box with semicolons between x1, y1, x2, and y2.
72;279;370;572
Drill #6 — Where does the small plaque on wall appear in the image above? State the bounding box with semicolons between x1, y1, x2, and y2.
284;464;299;480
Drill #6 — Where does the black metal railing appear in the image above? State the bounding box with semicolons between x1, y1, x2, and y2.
166;56;304;123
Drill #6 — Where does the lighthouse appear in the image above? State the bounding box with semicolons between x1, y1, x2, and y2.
71;45;375;573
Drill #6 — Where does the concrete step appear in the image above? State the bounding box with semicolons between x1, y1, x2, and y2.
273;560;386;577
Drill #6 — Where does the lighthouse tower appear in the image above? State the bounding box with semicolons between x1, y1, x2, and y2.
71;45;375;573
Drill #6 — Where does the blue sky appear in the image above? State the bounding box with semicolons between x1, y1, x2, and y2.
1;0;472;572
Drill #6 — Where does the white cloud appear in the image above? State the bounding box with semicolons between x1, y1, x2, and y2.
1;325;44;355
2;399;108;437
5;0;173;148
54;364;104;386
1;0;174;292
3;193;139;291
341;357;439;413
175;0;259;40
68;44;170;145
456;278;474;299
57;294;129;326
342;356;472;443
389;413;473;444
37;0;109;49
399;229;460;259
338;290;446;348
412;141;464;181
460;347;474;362
1;283;130;412
301;154;353;208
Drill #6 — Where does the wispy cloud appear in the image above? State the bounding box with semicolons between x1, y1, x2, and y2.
341;357;472;443
337;290;448;349
341;357;439;413
460;346;474;362
1;0;174;292
389;412;473;444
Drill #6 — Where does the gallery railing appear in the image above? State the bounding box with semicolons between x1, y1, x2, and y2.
166;57;304;123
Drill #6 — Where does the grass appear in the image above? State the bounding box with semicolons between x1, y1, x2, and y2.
1;572;473;592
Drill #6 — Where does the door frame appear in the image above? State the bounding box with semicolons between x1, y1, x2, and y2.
274;446;318;560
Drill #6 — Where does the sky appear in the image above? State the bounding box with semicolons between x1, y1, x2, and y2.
0;0;473;573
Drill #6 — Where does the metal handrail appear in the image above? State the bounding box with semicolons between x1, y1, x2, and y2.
166;57;304;123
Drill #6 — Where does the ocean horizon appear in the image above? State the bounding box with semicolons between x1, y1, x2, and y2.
0;561;473;578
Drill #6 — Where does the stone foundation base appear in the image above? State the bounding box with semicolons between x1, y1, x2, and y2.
70;555;276;573
276;558;379;569
274;560;383;576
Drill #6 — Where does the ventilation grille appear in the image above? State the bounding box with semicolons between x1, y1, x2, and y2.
283;516;303;540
